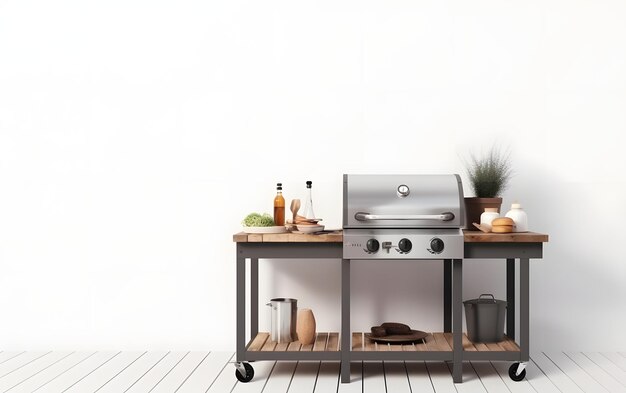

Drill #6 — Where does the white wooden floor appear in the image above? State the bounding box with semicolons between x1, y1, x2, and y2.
0;351;625;392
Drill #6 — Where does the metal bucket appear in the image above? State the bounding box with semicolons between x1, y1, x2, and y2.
266;298;297;343
464;294;507;343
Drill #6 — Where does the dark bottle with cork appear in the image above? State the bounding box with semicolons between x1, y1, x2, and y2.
274;183;285;226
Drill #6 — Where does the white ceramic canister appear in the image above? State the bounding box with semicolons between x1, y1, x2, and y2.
505;203;528;232
480;208;500;230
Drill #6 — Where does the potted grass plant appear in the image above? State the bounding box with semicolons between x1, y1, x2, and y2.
464;146;512;230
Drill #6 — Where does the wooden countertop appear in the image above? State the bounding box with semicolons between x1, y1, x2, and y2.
233;231;344;243
233;230;548;243
462;230;548;243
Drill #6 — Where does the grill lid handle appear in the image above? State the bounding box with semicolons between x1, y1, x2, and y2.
354;212;455;221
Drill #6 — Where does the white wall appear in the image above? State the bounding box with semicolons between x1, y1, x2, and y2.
1;0;625;352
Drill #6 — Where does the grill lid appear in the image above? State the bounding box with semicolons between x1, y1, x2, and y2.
343;174;465;229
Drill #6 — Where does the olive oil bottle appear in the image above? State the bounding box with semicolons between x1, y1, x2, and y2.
273;183;285;226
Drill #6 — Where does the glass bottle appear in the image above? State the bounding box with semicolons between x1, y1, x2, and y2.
273;183;285;226
302;180;316;219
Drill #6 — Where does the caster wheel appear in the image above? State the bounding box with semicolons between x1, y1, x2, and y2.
509;363;526;381
235;362;254;383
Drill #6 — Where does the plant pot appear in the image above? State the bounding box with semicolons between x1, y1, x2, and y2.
464;197;502;230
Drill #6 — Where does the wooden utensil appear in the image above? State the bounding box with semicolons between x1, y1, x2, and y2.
473;222;490;233
290;199;301;223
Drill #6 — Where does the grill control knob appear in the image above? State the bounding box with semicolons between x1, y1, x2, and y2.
430;238;444;253
398;238;412;253
366;239;380;253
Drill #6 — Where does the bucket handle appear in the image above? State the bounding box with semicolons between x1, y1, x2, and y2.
479;294;496;302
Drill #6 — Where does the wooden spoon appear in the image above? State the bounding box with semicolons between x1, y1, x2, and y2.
290;199;301;223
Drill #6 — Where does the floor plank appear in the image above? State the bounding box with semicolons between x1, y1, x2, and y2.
531;352;584;393
604;353;626;373
566;351;626;393
544;351;609;393
125;351;188;393
449;362;487;393
64;351;145;392
336;362;362;393
383;362;411;393
362;361;385;393
150;351;209;393
585;352;626;386
0;352;71;392
492;361;536;393
0;353;25;367
32;351;118;392
0;352;50;380
262;361;297;393
405;361;435;393
425;362;456;393
205;352;237;393
4;352;95;393
525;358;561;393
178;352;234;393
288;362;319;392
231;360;275;393
96;351;169;393
471;361;510;393
312;362;339;393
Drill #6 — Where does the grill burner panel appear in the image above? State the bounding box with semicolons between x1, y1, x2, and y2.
343;228;464;259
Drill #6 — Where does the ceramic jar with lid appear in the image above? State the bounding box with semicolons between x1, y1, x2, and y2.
505;203;528;232
480;208;500;230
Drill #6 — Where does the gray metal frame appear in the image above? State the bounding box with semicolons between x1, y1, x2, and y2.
235;241;541;384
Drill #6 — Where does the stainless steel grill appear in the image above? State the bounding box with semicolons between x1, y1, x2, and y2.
342;174;465;259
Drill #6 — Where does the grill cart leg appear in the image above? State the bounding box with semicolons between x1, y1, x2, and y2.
341;258;351;383
452;259;463;383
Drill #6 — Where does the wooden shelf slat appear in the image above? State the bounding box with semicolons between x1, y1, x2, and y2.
327;333;340;351
459;333;477;351
433;333;452;351
313;333;329;352
499;336;521;351
287;341;302;351
247;332;520;353
352;333;363;351
248;333;269;351
261;339;277;352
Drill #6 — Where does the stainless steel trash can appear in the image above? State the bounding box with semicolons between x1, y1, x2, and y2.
266;298;297;343
464;294;507;343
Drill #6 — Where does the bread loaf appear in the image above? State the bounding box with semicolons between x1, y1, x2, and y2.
491;217;514;233
381;322;411;335
491;217;514;227
371;326;387;337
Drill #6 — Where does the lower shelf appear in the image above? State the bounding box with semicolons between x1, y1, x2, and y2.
247;332;520;353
